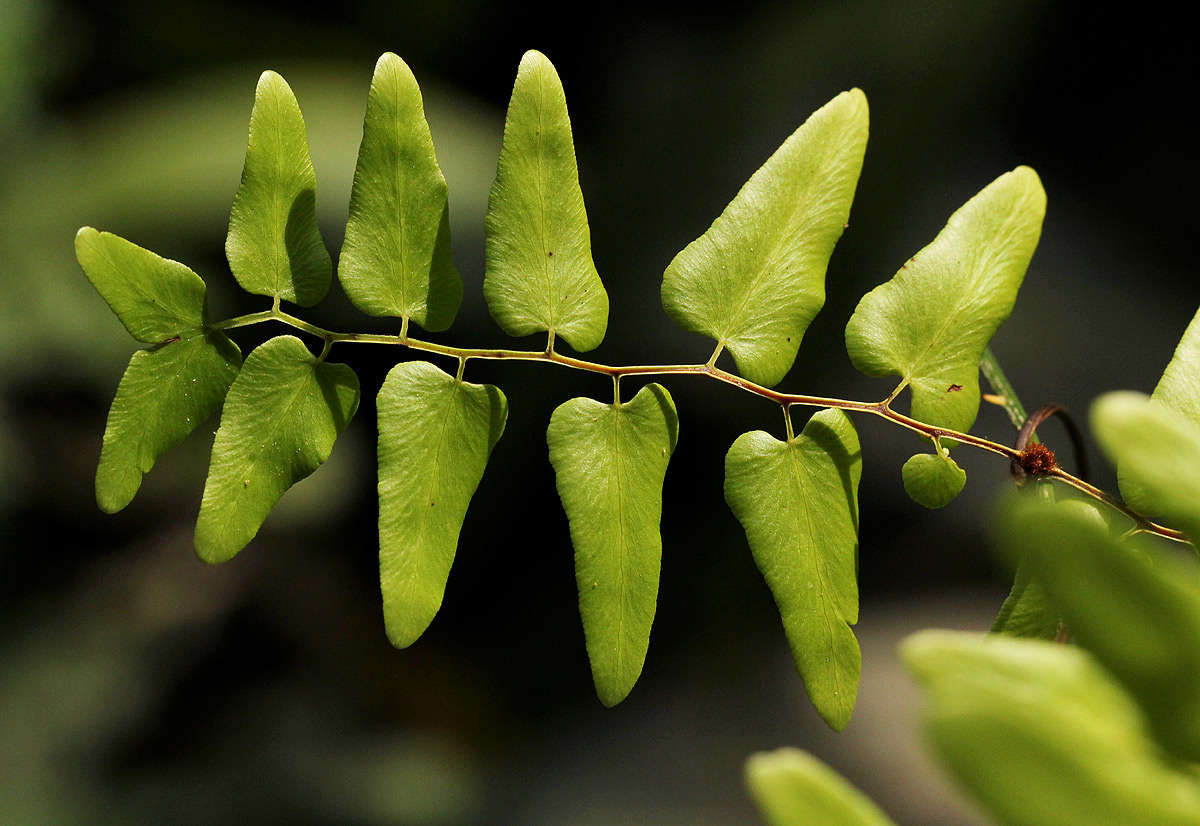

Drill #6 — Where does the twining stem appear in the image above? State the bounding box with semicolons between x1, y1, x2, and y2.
211;306;1189;545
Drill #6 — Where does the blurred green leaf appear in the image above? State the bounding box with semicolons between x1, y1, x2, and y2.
1120;307;1200;511
904;630;1200;826
226;71;331;307
991;559;1061;641
97;331;241;513
745;748;896;826
377;360;507;648
661;90;868;387
901;451;965;509
195;335;359;563
1093;391;1200;543
484;50;608;352
75;228;210;343
547;383;679;706
339;53;461;331
724;409;862;730
995;493;1200;762
845;167;1045;430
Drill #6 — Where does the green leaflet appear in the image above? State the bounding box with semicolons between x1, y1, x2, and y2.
662;90;869;388
97;331;241;513
195;335;359;563
724;408;862;730
745;748;897;826
75;228;209;343
1150;305;1200;421
845;167;1045;431
226;70;331;307
996;494;1200;762
900;451;965;509
990;559;1061;640
377;360;507;648
484;50;608;352
903;631;1200;826
547;383;679;706
1120;306;1200;510
338;53;461;331
1092;391;1200;544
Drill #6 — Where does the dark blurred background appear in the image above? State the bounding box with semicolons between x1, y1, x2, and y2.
3;1;1198;823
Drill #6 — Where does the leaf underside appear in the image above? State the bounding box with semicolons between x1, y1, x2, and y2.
226;70;331;307
97;331;242;513
484;50;608;352
724;408;863;730
376;360;507;648
195;335;359;563
661;89;869;388
547;383;679;706
745;748;897;826
845;166;1046;432
338;52;461;331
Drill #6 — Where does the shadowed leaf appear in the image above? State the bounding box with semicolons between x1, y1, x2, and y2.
724;408;862;730
377;360;507;647
195;335;358;563
547;383;679;706
97;331;241;513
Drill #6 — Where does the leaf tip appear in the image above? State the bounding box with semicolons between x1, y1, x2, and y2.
595;678;634;709
256;69;287;93
518;49;552;71
95;481;133;515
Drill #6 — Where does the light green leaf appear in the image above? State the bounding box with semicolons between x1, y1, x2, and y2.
901;451;965;509
724;408;862;730
995;494;1200;761
377;360;507;648
484;50;608;352
547;383;679;706
195;335;359;563
97;331;241;513
845;167;1045;431
1120;307;1200;510
661;90;868;388
75;227;209;343
226;70;331;307
338;53;461;331
745;748;897;826
1150;306;1200;421
1093;391;1200;543
903;630;1200;826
